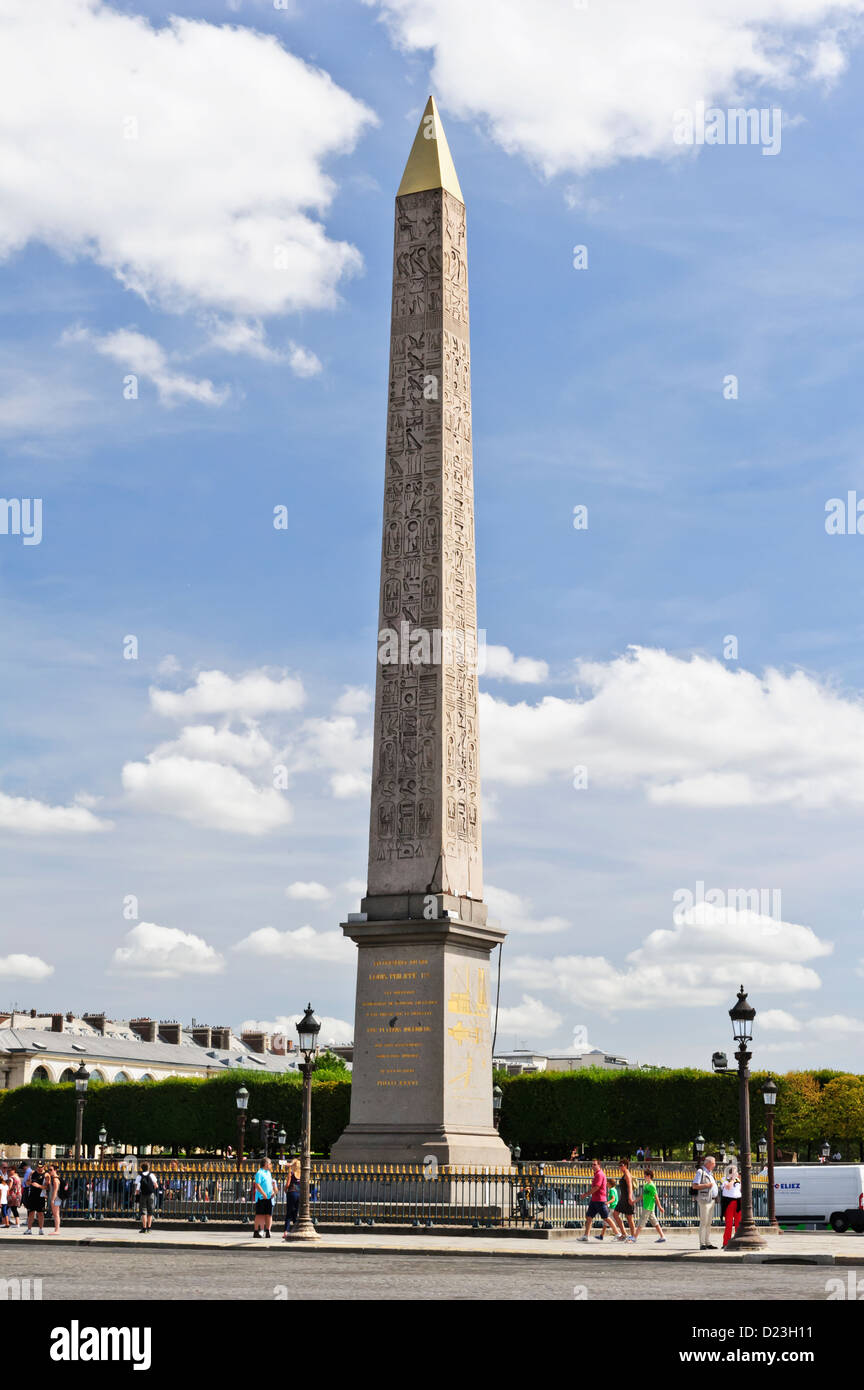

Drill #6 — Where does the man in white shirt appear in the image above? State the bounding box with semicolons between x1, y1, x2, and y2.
692;1155;718;1249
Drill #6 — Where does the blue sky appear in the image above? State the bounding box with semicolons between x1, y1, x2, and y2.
2;0;864;1068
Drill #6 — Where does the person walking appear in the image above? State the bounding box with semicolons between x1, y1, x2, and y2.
282;1159;301;1239
0;1170;9;1229
692;1155;719;1249
634;1170;667;1243
597;1178;626;1241
577;1159;609;1242
616;1159;637;1241
721;1165;742;1247
7;1167;22;1228
136;1163;159;1233
253;1156;274;1238
24;1162;47;1235
46;1165;63;1233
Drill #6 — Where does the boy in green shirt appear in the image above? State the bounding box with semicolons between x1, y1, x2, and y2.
634;1169;667;1243
597;1179;626;1241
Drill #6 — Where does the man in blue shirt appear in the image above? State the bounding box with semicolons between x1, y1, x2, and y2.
252;1157;274;1239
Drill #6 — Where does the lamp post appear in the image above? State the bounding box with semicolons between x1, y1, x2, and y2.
290;1003;321;1242
235;1085;249;1173
493;1085;503;1131
762;1077;780;1232
693;1133;705;1164
821;1140;831;1162
98;1126;107;1162
73;1063;90;1160
723;986;766;1251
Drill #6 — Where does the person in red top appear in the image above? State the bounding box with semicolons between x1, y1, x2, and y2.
577;1159;609;1242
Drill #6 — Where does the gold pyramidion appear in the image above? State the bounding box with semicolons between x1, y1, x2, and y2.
397;95;464;202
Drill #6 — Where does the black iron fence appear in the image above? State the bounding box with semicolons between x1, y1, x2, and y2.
41;1161;769;1229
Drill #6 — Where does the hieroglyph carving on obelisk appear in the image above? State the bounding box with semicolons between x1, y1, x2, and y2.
331;98;509;1168
365;96;482;916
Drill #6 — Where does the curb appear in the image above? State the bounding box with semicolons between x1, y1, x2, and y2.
14;1233;864;1264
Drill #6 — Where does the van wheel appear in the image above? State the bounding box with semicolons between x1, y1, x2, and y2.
830;1213;849;1233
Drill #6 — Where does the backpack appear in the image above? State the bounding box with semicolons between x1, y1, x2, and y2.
139;1172;156;1197
58;1178;71;1200
690;1168;704;1197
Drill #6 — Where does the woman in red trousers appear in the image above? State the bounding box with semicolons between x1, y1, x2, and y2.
722;1166;742;1246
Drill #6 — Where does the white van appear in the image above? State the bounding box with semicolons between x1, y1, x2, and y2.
773;1165;864;1232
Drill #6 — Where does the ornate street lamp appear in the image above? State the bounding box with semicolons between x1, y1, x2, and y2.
98;1126;107;1162
821;1140;831;1161
493;1085;503;1131
235;1085;249;1173
723;987;766;1251
290;1004;321;1242
693;1133;705;1162
73;1063;90;1160
762;1077;780;1232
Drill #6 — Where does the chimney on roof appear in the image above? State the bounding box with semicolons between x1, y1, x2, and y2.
191;1025;212;1048
130;1018;157;1043
30;1008;37;1018
241;1030;267;1055
83;1013;106;1034
51;1013;63;1033
159;1020;182;1045
211;1027;231;1050
65;1011;74;1023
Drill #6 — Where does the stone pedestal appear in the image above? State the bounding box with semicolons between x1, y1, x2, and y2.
330;917;511;1168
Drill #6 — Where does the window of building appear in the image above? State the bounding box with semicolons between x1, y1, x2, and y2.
31;1066;51;1083
113;1071;130;1083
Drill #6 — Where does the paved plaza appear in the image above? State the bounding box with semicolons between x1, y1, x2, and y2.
3;1241;859;1301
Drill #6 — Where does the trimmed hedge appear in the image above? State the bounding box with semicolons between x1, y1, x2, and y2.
1;1066;859;1159
0;1070;350;1155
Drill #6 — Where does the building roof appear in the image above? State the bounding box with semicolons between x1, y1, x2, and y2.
0;1028;300;1075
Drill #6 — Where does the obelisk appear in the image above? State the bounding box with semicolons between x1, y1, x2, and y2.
330;98;510;1168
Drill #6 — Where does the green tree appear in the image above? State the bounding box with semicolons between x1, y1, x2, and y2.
819;1075;864;1158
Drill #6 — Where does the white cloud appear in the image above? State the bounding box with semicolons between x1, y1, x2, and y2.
493;994;563;1038
343;878;366;897
151;669;305;719
369;0;862;175
111;921;225;978
0;953;54;981
637;903;832;965
241;1014;353;1046
334;686;372;715
287;341;323;378
295;714;372;798
507;904;830;1012
485;884;569;935
330;772;370;799
201;317;322;376
482;645;549;684
286;881;331;901
157;654;181;676
759;1009;803;1031
149;724;277;769
481;646;864;807
234;924;354;964
122;755;292;834
63;326;229;407
203;317;284;363
0;0;374;315
807;1014;864;1035
0;789;112;835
